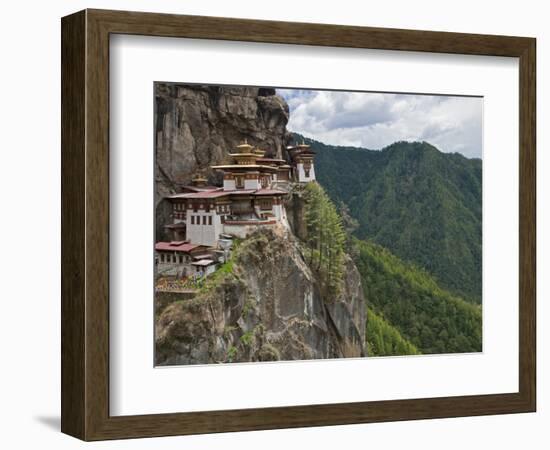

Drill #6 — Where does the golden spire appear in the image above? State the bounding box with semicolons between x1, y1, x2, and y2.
235;139;254;153
191;173;208;186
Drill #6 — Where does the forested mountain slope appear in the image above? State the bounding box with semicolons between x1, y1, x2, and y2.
354;239;482;355
366;307;420;356
295;133;482;303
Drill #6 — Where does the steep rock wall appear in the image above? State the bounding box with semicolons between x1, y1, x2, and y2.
155;229;366;365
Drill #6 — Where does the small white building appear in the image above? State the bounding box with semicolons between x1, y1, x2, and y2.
191;258;217;277
155;241;208;277
287;142;316;183
183;190;228;247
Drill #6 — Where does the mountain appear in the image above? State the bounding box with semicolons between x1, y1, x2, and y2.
294;133;482;303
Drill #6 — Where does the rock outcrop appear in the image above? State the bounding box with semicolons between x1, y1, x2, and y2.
154;85;367;364
155;84;290;240
155;228;366;365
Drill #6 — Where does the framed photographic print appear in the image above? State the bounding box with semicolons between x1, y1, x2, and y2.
61;9;536;440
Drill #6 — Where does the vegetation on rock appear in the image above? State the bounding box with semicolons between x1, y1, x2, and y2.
155;228;366;365
302;182;347;298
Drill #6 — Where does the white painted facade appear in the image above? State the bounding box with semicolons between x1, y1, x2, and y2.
244;178;260;190
272;203;285;221
297;162;316;183
192;263;217;277
156;253;193;277
185;209;223;247
223;179;236;191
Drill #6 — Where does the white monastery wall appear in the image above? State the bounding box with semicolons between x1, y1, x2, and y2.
244;178;260;190
297;163;316;183
223;179;236;191
185;209;223;247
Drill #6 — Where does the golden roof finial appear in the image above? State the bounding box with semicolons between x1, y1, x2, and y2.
235;139;254;154
192;173;208;186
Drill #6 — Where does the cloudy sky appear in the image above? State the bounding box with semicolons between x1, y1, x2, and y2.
278;89;483;159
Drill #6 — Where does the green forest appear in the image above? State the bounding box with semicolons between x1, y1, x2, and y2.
293;134;483;356
366;307;421;356
302;182;347;297
355;239;481;355
296;133;482;304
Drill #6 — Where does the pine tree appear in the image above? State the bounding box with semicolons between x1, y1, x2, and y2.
303;183;346;297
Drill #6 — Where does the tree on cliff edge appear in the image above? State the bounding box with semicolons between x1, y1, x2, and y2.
303;182;346;298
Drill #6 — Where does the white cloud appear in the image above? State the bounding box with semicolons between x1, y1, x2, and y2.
277;89;483;159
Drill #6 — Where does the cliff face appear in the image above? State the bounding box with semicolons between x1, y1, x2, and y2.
154;85;367;364
156;228;366;365
155;84;289;240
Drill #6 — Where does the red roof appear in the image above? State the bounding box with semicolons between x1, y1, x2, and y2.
168;188;228;199
155;241;201;253
167;187;287;200
180;185;219;193
226;189;257;195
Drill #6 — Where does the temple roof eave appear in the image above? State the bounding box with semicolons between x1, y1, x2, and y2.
211;164;278;172
167;187;287;200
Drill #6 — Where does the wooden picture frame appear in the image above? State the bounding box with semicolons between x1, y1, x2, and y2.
61;9;536;441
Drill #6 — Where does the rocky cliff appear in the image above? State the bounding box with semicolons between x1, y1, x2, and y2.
155;84;290;240
156;228;366;365
154;84;367;364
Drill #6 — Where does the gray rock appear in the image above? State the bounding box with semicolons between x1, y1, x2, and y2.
155;84;290;240
155;229;366;365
